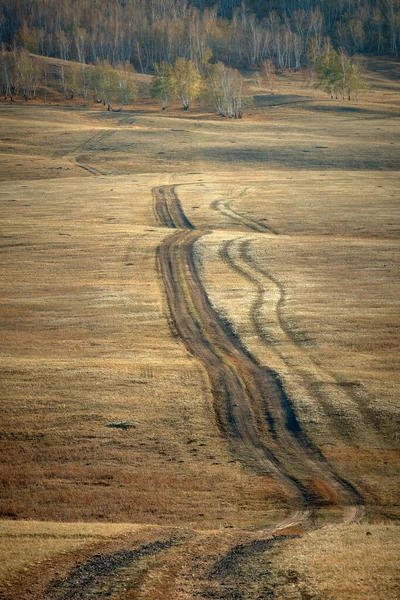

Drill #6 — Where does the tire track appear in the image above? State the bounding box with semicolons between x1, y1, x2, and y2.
157;228;306;501
53;128;114;160
153;186;193;230
44;539;177;600
222;237;382;446
210;197;278;234
154;184;363;511
76;163;104;176
153;182;364;598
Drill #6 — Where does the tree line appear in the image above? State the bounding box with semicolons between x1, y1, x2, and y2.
0;44;368;117
0;0;399;76
0;48;138;110
0;48;253;117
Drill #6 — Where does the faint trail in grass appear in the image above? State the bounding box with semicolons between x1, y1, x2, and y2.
223;237;383;446
76;163;103;176
210;195;278;234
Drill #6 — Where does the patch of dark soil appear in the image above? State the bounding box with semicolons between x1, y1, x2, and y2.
209;537;289;579
106;420;138;429
202;536;299;600
44;539;175;600
0;243;29;249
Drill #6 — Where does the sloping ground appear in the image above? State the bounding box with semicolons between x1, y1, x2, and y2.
182;173;399;517
0;55;399;597
154;185;362;511
1;174;286;527
1;170;398;598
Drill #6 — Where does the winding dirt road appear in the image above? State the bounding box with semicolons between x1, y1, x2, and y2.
27;182;365;600
220;237;381;447
154;184;363;512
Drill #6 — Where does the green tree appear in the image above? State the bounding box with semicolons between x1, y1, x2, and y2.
92;60;137;111
92;60;120;110
315;45;341;99
347;55;368;101
16;49;40;101
150;61;173;110
170;58;202;110
315;46;367;102
338;49;352;100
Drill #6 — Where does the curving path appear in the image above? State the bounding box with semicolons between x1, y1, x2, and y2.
154;184;363;511
37;181;365;600
220;237;381;448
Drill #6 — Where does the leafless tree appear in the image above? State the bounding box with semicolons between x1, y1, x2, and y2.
261;59;276;94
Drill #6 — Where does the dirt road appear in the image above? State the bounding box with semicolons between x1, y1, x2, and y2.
154;184;363;511
5;182;365;600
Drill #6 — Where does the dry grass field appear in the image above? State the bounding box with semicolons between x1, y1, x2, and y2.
0;56;399;598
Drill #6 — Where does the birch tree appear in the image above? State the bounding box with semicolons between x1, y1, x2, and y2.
150;61;173;109
206;62;250;118
170;57;201;110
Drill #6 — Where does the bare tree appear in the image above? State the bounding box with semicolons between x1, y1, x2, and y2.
261;59;276;94
74;27;88;64
78;63;90;106
59;64;78;99
56;29;71;61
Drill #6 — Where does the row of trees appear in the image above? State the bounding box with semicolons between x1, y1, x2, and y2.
0;48;368;113
0;49;249;117
1;0;399;75
0;48;137;110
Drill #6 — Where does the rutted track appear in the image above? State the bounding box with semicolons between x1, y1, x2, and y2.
210;197;278;234
154;185;363;511
220;238;382;447
44;539;177;600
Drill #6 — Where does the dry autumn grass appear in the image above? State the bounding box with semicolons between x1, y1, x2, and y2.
269;523;400;600
0;55;399;598
188;170;400;517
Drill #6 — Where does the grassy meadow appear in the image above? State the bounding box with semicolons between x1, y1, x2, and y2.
0;56;399;598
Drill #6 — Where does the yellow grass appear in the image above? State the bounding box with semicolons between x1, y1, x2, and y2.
189;174;400;512
0;519;144;578
0;55;399;597
0;173;286;527
272;523;400;600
